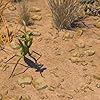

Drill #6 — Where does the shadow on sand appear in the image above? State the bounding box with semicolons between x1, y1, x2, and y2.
24;56;47;76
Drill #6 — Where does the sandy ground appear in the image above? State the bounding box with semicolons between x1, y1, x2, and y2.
0;0;100;100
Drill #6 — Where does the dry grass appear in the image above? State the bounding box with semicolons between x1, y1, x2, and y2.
0;0;11;45
12;0;22;2
80;0;100;16
0;0;10;22
48;0;84;30
18;0;33;26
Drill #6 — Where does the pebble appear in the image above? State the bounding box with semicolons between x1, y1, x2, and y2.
32;15;42;21
69;57;84;63
71;51;85;58
96;84;100;88
76;41;85;48
8;6;16;11
85;50;95;56
94;21;100;28
62;31;74;41
17;76;33;88
75;29;83;36
32;77;48;90
30;7;41;12
33;32;41;36
71;52;78;57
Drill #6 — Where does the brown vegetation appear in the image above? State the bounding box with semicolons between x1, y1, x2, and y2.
48;0;84;30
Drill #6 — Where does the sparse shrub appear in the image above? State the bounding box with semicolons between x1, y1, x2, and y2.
18;0;33;26
80;0;100;16
48;0;84;30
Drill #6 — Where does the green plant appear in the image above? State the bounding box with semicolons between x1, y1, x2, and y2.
4;29;42;78
48;0;84;30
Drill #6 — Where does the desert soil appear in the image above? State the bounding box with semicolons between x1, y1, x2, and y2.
0;0;100;100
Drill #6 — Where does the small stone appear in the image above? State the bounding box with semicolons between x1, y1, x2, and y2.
32;77;48;90
30;7;41;12
71;51;85;58
75;28;83;36
62;31;74;41
32;15;42;21
8;6;16;11
96;84;100;88
17;76;33;88
33;32;41;36
94;22;100;28
76;39;85;48
79;52;85;57
69;57;83;63
71;52;78;57
85;50;95;56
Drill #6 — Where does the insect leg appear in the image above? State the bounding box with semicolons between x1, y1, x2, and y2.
8;56;22;79
13;67;29;77
31;50;42;60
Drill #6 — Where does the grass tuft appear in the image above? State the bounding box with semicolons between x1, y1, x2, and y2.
18;0;33;26
48;0;84;30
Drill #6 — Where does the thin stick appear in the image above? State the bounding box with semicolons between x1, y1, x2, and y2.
5;55;16;63
6;62;28;68
9;56;22;79
32;50;41;56
13;67;29;77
